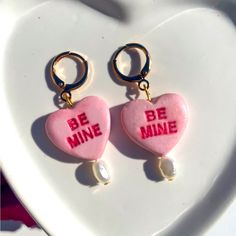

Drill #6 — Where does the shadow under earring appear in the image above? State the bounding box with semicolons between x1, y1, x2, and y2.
45;51;111;185
112;43;189;181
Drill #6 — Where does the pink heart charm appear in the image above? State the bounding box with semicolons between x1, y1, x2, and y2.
45;96;110;160
121;93;188;156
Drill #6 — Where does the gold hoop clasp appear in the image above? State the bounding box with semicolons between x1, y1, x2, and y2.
112;43;152;101
50;51;88;106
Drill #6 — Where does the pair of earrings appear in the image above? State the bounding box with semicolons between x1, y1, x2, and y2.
45;43;189;185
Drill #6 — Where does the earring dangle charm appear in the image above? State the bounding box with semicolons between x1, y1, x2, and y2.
45;51;111;185
112;44;188;181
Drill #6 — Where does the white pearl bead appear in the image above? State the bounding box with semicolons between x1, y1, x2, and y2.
158;157;176;181
92;160;111;185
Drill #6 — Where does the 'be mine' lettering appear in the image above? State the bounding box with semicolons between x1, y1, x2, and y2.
140;107;178;139
66;112;102;149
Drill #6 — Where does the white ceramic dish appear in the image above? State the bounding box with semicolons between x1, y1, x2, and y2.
1;0;236;235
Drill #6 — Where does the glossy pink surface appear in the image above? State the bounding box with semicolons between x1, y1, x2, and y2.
121;93;188;156
45;96;110;160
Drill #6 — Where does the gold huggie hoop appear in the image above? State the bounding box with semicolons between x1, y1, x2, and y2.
50;51;88;106
112;43;152;101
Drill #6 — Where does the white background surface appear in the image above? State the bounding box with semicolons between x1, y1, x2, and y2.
1;0;236;235
1;200;236;235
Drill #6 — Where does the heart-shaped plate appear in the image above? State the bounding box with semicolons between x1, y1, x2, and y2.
1;0;236;236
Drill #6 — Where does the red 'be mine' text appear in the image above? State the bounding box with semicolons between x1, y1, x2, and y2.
66;113;102;149
140;107;177;139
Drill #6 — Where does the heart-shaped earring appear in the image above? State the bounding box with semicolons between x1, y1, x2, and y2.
45;51;111;185
112;43;189;181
